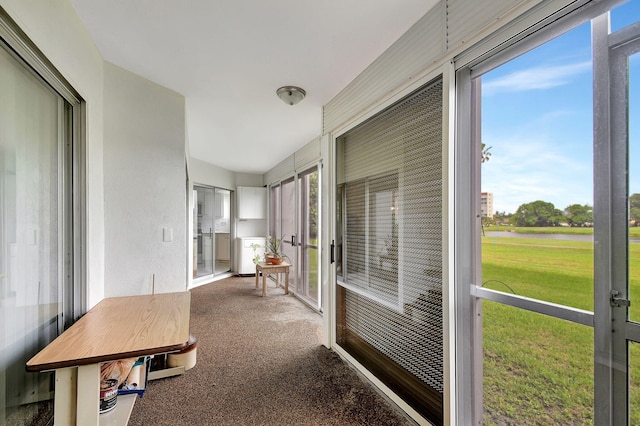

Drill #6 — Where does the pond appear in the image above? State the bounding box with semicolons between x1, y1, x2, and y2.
484;231;640;243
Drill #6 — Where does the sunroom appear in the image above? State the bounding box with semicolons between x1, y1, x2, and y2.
3;0;640;425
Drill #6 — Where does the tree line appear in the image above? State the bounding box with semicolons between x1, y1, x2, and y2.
485;194;640;227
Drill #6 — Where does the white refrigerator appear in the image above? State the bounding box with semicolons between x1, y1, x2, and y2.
236;237;265;275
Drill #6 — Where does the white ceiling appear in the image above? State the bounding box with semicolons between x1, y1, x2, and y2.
69;0;438;174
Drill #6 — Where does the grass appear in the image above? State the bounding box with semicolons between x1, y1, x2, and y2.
308;246;319;298
482;235;640;424
291;239;318;302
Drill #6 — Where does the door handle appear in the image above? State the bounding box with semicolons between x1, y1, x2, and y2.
291;235;296;246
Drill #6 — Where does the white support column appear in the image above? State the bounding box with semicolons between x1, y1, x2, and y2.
76;363;101;425
55;367;77;425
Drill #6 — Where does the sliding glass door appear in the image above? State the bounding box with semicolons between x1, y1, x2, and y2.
214;188;231;274
297;167;319;304
194;186;214;277
269;165;321;308
280;177;296;287
0;33;74;424
335;79;444;424
193;185;231;279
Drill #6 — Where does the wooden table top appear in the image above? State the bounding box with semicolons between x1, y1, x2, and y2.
256;261;291;269
26;292;191;372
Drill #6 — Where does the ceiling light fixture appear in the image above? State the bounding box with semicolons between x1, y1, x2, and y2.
276;86;306;106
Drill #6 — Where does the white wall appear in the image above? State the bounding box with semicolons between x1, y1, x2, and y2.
235;172;263;187
189;157;236;191
1;0;106;308
324;0;531;134
103;61;187;296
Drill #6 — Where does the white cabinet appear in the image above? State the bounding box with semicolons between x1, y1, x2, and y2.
237;186;266;219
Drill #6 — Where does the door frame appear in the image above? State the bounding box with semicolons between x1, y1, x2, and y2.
455;3;636;424
191;183;234;285
594;12;640;423
297;164;322;307
268;162;322;311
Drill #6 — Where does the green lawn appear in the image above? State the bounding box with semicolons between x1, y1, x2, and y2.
482;235;640;424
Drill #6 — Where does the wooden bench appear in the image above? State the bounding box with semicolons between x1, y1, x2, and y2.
26;292;191;426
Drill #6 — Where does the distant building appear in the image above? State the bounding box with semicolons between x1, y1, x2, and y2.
481;192;494;218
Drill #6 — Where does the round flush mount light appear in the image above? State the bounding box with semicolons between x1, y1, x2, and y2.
276;86;306;106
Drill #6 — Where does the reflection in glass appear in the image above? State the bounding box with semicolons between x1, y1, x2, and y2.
269;184;281;243
194;186;214;277
214;188;231;274
483;301;594;424
1;44;63;424
368;173;398;299
281;178;296;289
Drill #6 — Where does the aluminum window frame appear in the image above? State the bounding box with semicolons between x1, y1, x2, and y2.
454;1;630;423
336;170;403;312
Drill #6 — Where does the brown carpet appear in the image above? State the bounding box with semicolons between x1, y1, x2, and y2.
128;276;415;426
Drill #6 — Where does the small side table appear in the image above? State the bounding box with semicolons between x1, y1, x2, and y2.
255;261;290;297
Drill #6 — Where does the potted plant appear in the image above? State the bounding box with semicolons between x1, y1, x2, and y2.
264;235;284;265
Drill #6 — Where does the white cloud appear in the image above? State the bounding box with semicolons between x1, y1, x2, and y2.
482;135;592;214
483;62;591;95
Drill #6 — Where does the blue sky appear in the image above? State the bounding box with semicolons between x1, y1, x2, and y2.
481;0;640;214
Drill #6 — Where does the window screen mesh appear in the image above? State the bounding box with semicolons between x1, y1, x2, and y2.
336;78;443;423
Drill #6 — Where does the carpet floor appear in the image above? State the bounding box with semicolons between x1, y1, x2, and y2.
128;276;415;426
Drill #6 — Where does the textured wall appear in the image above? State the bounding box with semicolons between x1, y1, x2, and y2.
103;61;187;296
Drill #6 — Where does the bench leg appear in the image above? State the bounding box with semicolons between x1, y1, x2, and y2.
262;272;267;297
285;269;289;294
77;363;100;425
54;367;77;426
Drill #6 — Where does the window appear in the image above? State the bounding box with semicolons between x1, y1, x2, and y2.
338;172;399;302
